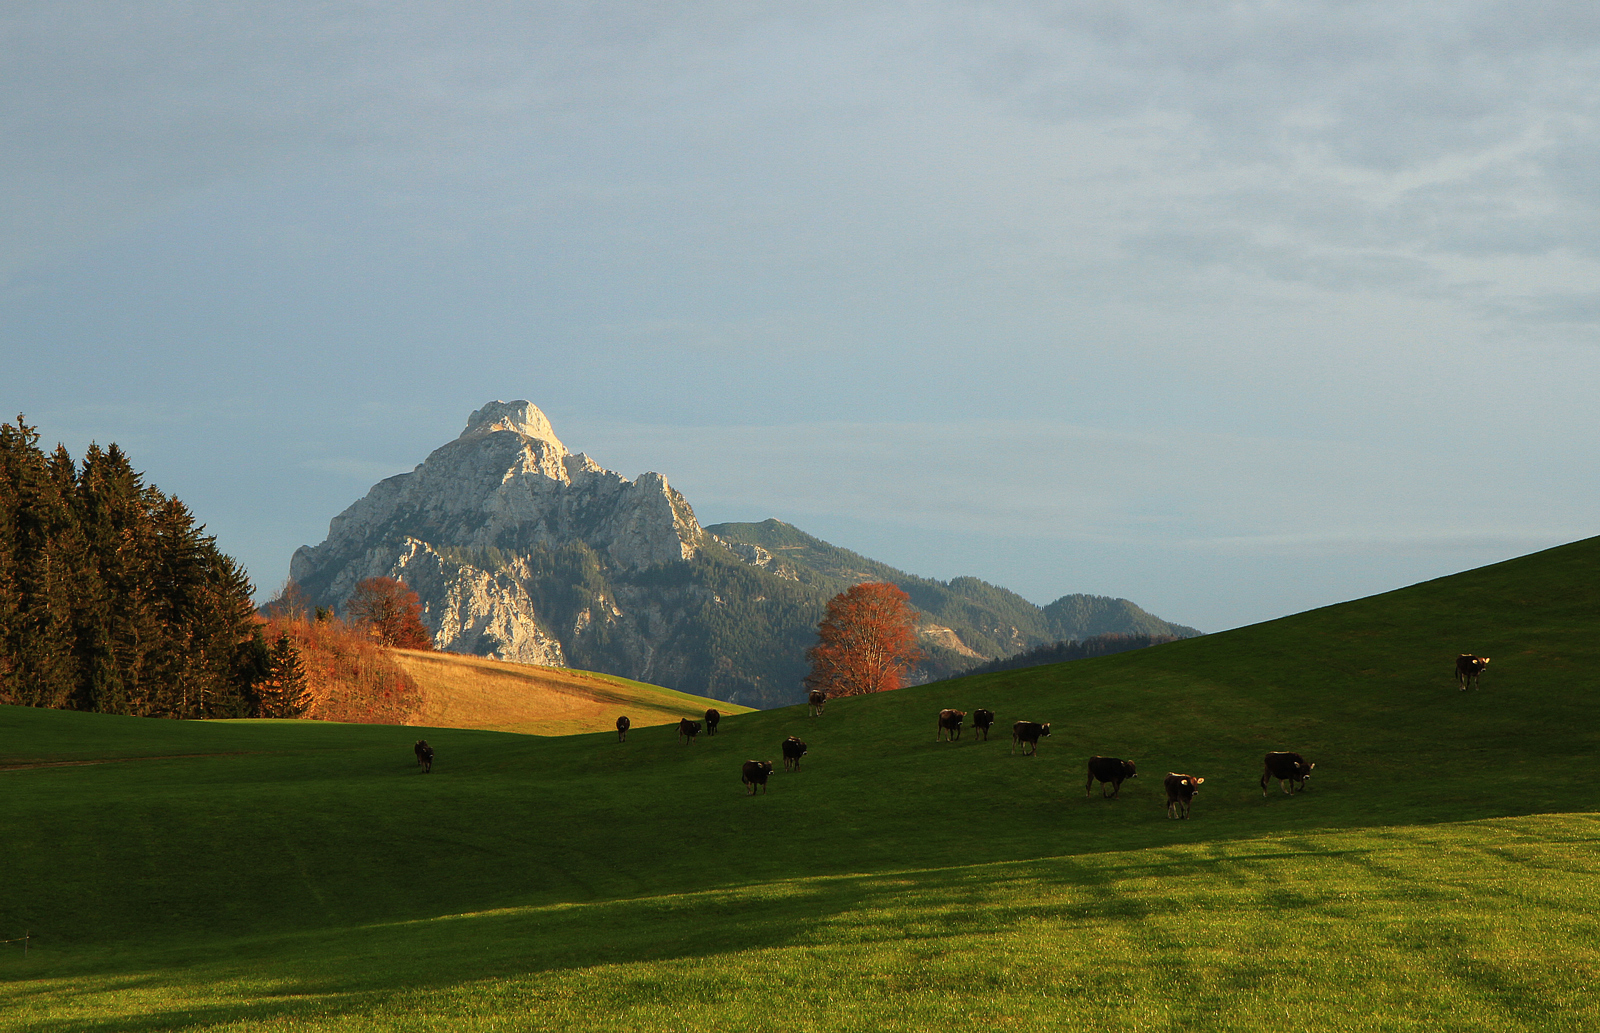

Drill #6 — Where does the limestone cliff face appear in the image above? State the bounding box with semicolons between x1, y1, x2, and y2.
290;401;708;666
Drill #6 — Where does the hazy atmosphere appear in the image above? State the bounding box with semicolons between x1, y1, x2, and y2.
5;0;1599;632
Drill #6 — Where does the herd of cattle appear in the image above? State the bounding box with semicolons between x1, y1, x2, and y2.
411;655;1487;812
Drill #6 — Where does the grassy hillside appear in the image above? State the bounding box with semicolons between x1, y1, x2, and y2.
3;535;1600;1030
389;648;752;736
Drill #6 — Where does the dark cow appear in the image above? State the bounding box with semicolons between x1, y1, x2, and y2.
1085;756;1137;798
615;716;630;743
1164;772;1204;819
936;709;966;742
705;709;721;736
972;709;996;740
678;718;702;744
808;689;827;717
742;759;775;795
1456;654;1491;691
1261;751;1314;796
414;739;430;767
782;736;808;771
1011;721;1051;755
415;741;434;774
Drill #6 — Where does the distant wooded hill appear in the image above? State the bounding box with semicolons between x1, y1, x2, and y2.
705;520;1200;689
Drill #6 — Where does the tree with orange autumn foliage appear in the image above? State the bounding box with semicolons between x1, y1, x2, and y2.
345;577;433;650
804;582;923;697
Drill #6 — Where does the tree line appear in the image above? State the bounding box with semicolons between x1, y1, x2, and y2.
0;416;307;717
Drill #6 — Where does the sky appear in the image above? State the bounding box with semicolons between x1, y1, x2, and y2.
4;1;1599;633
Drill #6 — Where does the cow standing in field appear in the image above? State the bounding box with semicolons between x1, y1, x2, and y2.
742;760;775;795
1011;721;1051;755
414;740;430;766
1456;654;1491;691
415;741;434;774
782;736;808;771
1261;752;1314;796
705;709;721;736
808;690;827;717
972;709;996;741
1164;773;1204;818
1086;756;1137;798
679;718;702;744
937;709;966;742
615;717;630;743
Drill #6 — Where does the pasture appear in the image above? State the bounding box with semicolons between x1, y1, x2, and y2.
388;648;750;736
3;535;1600;1030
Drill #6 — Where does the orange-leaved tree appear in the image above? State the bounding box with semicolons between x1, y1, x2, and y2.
345;576;433;650
804;581;923;696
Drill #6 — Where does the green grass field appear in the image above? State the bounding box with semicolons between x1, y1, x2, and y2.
4;536;1600;1030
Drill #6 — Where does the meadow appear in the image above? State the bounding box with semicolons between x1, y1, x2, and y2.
3;535;1599;1030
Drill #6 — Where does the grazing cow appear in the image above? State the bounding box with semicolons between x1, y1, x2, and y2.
705;709;721;736
1011;721;1051;755
937;709;966;742
1261;752;1314;796
678;718;702;744
615;716;630;743
1164;773;1204;819
808;689;827;717
1085;756;1137;798
414;739;430;767
1456;654;1491;691
742;759;775;795
415;741;434;774
972;709;996;741
782;736;808;771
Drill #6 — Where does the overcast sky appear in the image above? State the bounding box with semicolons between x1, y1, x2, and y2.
5;1;1599;632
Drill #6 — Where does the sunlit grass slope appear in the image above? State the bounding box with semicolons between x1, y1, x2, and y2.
2;534;1599;1030
387;648;752;735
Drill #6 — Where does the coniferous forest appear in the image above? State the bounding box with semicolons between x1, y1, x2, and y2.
0;416;293;717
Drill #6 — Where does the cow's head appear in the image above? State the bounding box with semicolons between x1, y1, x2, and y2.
1039;723;1051;737
1123;760;1137;777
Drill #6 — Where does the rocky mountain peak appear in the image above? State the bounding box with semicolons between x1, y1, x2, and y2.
458;399;567;453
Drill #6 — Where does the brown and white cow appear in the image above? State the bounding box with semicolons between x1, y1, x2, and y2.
678;718;702;744
1164;773;1204;818
808;689;827;717
937;709;966;742
1261;751;1313;796
782;736;807;771
1456;654;1490;691
414;740;434;774
742;759;775;795
615;716;630;743
1086;756;1137;798
414;739;430;767
1011;721;1051;755
972;709;996;741
705;709;721;736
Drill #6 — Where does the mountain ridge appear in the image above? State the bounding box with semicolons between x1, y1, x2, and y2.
289;401;1200;707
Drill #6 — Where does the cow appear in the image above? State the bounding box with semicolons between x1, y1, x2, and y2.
678;718;702;744
742;759;775;795
413;739;430;767
808;689;827;717
1011;721;1051;755
705;709;721;736
415;741;434;774
782;736;808;771
1164;773;1204;819
1085;756;1137;798
1261;752;1314;796
937;709;966;742
1456;654;1490;691
971;709;996;741
615;716;630;743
